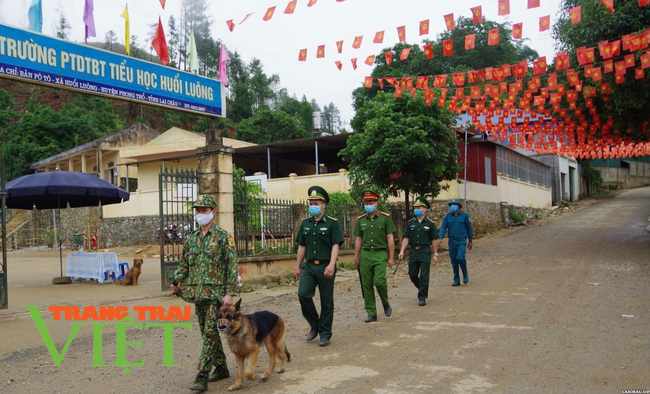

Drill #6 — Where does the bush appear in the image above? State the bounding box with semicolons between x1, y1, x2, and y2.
508;206;526;224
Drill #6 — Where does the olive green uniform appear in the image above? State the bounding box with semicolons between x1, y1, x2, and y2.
296;215;344;340
402;217;438;301
172;223;238;373
353;212;396;316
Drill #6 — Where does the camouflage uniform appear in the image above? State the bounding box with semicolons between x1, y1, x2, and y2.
172;211;238;374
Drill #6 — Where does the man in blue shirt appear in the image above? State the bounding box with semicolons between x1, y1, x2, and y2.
439;198;473;286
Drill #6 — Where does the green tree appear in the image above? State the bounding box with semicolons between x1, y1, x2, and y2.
322;102;343;134
104;30;118;51
235;109;308;144
339;91;461;211
552;0;650;142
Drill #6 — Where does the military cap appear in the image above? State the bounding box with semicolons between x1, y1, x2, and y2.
193;194;217;209
448;198;462;208
362;188;379;201
414;196;431;209
307;185;329;203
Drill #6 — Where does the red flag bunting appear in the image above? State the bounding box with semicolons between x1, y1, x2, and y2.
226;20;235;32
603;59;614;73
151;17;170;65
263;6;276;21
385;51;393;66
284;0;297;14
528;0;540;8
420;20;429;36
641;0;650;6
159;0;165;9
641;52;650;69
625;54;636;68
444;13;455;31
352;36;363;49
569;6;581;24
364;55;375;66
465;34;475;50
364;77;373;88
298;49;307;61
373;31;384;44
433;75;447;87
539;15;550;32
317;45;325;58
307;0;317;6
351;58;357;70
400;47;411;60
452;72;466;86
498;0;510;15
533;56;547;75
335;61;342;70
600;0;614;13
512;23;523;39
555;52;570;70
378;78;384;90
471;6;482;24
488;28;499;45
423;44;433;59
336;40;343;54
443;39;454;56
397;26;406;42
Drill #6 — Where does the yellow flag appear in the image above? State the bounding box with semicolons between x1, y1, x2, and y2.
120;4;130;55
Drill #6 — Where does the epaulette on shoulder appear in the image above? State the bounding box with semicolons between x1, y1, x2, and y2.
407;217;416;222
357;214;366;219
302;217;312;221
380;211;391;216
327;216;338;221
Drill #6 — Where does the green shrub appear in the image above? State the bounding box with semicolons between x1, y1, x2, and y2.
508;206;526;224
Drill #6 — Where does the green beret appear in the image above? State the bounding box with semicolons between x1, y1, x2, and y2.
414;196;430;209
307;186;329;203
448;198;462;208
193;194;217;209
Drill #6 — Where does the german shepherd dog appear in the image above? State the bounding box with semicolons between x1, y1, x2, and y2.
216;298;291;391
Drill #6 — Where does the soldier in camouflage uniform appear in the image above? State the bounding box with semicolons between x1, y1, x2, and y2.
170;194;239;392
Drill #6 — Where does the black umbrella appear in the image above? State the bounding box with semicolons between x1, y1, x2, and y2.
4;171;130;283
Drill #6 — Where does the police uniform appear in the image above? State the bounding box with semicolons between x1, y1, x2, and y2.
171;194;238;390
353;189;396;321
295;186;343;345
439;198;473;286
402;197;437;303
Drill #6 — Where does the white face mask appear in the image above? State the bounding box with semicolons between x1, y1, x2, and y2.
195;212;214;226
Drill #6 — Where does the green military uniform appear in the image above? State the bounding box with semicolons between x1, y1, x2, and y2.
171;195;238;379
402;216;437;302
296;209;343;340
353;211;396;317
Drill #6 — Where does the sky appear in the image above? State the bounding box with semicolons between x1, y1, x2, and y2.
0;0;562;128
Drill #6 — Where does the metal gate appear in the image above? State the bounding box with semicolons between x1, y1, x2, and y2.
0;150;7;309
159;167;198;291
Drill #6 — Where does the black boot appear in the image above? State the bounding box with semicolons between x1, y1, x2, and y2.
208;365;230;382
189;371;209;392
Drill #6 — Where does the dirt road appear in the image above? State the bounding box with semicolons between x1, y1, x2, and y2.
1;187;648;394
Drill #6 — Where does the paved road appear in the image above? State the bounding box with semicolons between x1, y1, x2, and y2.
1;187;648;394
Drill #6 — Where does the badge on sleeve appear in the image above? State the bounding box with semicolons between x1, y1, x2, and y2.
228;236;236;248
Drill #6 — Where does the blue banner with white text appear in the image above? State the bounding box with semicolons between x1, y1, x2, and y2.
0;23;224;117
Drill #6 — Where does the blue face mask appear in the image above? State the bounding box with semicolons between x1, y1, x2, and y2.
309;205;322;216
450;205;459;213
414;209;423;217
364;204;376;214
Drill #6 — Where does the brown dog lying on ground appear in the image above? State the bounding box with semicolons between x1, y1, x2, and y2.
216;298;291;391
115;258;143;286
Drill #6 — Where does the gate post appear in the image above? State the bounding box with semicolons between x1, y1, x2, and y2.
196;128;235;234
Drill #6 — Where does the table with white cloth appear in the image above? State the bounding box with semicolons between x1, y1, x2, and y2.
66;252;120;284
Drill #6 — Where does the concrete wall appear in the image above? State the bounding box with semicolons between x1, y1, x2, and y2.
497;175;552;208
600;162;650;189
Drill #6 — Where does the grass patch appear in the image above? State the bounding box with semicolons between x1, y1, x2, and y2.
339;261;356;271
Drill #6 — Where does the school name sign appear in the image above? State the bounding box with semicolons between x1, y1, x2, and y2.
0;23;224;117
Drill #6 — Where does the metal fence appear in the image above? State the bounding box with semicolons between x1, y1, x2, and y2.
298;201;356;251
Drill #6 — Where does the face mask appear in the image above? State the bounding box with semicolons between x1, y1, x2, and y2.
364;204;376;214
195;212;214;226
309;205;322;216
450;205;459;213
414;209;423;216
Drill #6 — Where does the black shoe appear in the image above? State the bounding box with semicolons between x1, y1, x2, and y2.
364;315;377;323
189;371;209;392
419;299;426;306
319;337;330;347
208;366;230;382
452;282;460;286
305;328;318;342
384;305;392;317
463;277;469;284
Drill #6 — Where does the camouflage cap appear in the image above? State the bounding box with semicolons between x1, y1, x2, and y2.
193;194;217;209
448;198;462;208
